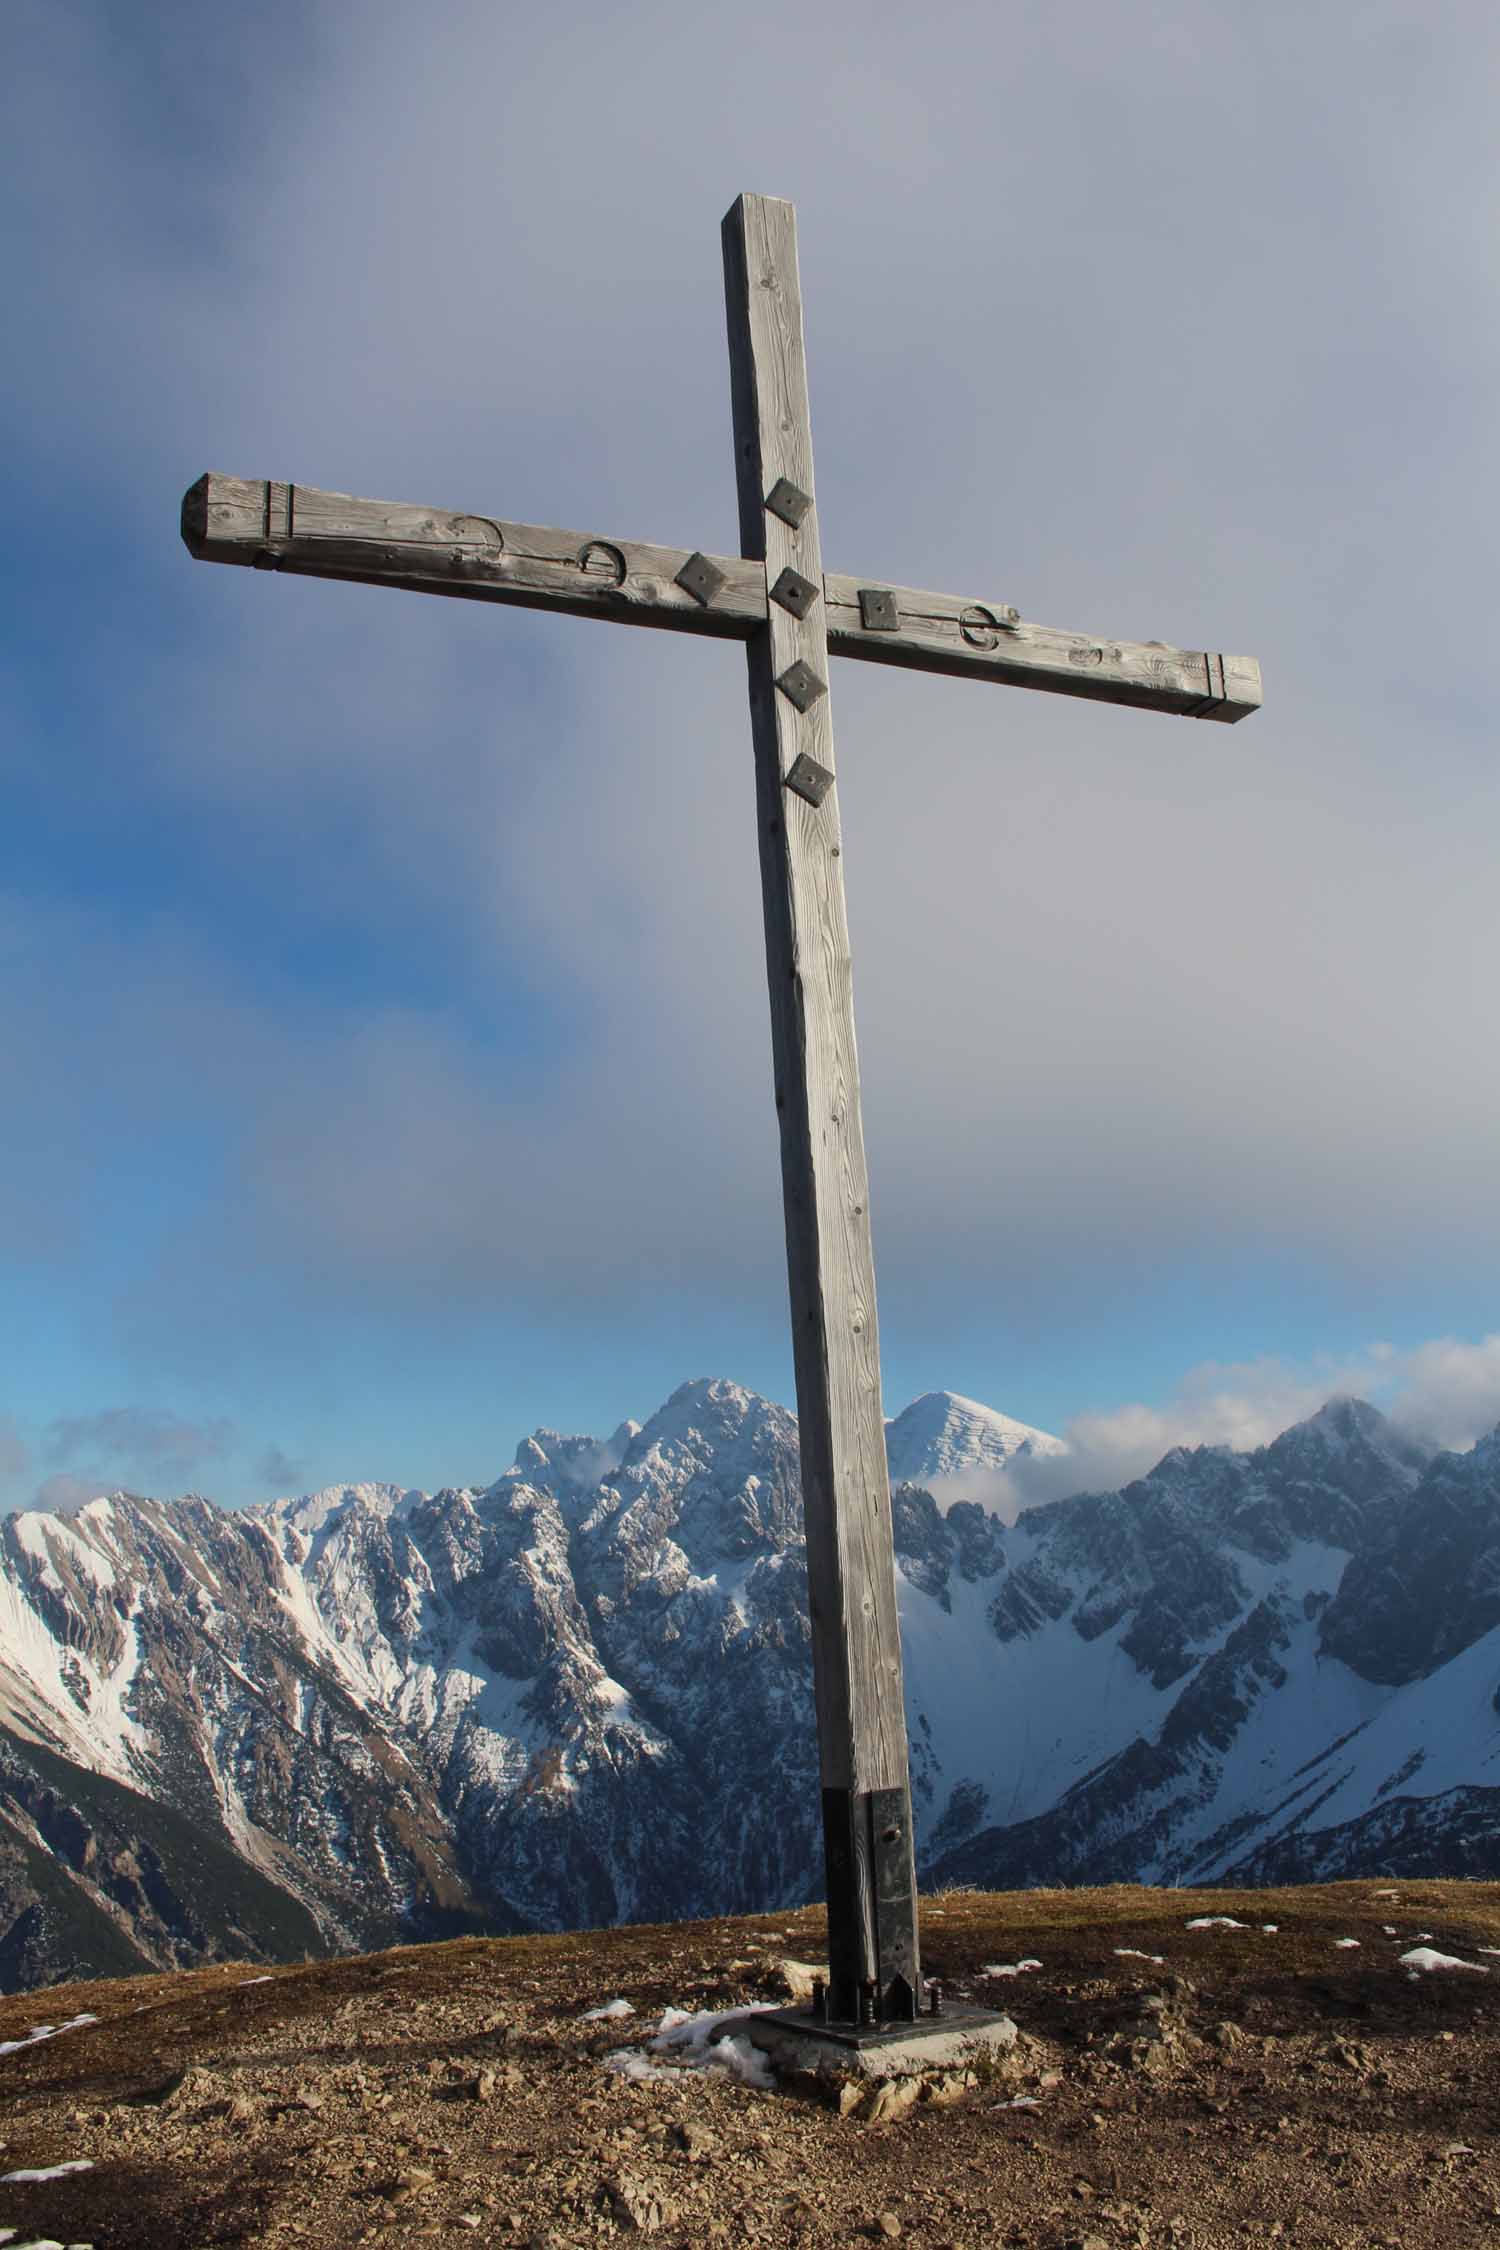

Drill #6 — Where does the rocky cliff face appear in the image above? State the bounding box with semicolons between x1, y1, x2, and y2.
3;1381;1499;1991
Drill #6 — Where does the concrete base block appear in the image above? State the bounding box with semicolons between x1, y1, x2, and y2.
745;2003;1018;2079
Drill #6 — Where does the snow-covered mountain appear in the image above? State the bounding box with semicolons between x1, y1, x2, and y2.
4;1381;1500;1992
884;1390;1065;1496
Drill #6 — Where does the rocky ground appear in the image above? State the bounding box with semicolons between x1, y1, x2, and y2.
3;1881;1500;2249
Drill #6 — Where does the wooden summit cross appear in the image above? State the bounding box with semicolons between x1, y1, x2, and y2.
182;194;1260;2040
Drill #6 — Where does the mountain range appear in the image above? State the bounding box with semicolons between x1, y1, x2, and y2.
2;1378;1499;1991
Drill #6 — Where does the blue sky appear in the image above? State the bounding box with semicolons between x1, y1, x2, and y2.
4;0;1500;1512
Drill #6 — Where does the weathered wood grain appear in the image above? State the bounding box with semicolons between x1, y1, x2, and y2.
724;193;918;2012
180;473;766;640
182;475;1262;722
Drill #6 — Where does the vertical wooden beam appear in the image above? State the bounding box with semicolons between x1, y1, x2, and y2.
722;194;919;2025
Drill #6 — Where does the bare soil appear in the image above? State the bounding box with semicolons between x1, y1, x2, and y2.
3;1880;1500;2249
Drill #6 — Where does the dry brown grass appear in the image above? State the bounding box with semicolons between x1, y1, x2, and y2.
1;1879;1498;2248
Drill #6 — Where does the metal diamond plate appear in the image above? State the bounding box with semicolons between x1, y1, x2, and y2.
769;566;819;619
776;659;827;713
784;752;835;807
675;551;727;607
765;477;813;529
858;586;898;631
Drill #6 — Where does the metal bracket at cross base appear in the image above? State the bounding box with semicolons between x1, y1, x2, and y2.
752;1785;1011;2058
754;1925;1014;2065
822;1785;919;2024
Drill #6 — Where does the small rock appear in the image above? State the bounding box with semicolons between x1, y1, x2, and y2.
137;2067;189;2107
874;2214;902;2240
668;2118;717;2161
383;2167;437;2202
1208;2021;1243;2051
863;2078;922;2125
771;1958;830;2005
470;2070;497;2102
600;2173;669;2233
918;2070;975;2108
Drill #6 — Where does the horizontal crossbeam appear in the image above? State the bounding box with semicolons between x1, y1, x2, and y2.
183;474;1261;724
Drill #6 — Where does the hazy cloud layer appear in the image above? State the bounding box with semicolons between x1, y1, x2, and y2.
4;3;1498;1494
46;1407;235;1479
256;1445;307;1493
0;1420;28;1490
30;1473;112;1517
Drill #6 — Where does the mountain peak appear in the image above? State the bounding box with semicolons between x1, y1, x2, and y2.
1266;1395;1431;1491
263;1481;423;1538
885;1390;1065;1489
1286;1395;1386;1444
632;1377;786;1454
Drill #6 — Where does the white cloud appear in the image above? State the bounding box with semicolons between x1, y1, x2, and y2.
1387;1336;1500;1454
994;1337;1500;1513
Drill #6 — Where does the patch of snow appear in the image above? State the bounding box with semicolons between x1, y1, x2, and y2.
0;2159;94;2182
1260;1925;1279;1934
581;1998;635;2021
602;2003;780;2090
0;2014;97;2060
900;1562;1178;1843
990;2095;1041;2109
1186;1917;1246;1930
1333;1938;1361;1949
1399;1947;1488;1974
1113;1949;1165;1964
602;2048;672;2084
980;1958;1042;1978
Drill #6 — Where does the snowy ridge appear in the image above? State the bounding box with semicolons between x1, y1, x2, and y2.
2;1380;1500;1991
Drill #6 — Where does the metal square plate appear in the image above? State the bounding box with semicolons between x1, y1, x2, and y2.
858;585;899;631
784;752;835;807
765;477;813;529
775;659;827;713
675;551;727;607
770;566;820;619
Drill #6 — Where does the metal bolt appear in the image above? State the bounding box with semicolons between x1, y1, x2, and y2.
860;1980;877;2028
929;1981;944;2018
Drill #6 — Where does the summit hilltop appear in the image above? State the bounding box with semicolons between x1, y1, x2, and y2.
2;1880;1499;2249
